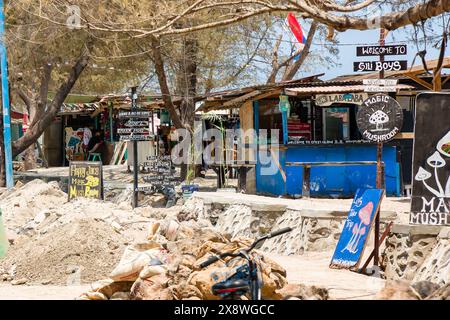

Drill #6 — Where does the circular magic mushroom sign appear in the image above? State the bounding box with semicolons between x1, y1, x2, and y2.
356;94;403;143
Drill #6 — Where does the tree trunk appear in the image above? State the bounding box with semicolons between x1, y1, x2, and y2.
282;21;318;81
12;50;91;158
23;144;36;171
175;36;200;180
151;36;184;130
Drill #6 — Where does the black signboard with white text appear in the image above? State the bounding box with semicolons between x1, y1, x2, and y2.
411;93;450;225
356;45;407;56
142;155;179;188
354;60;407;72
356;94;403;143
118;110;152;142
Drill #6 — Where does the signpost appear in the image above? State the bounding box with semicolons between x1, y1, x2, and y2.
354;33;407;268
68;161;104;201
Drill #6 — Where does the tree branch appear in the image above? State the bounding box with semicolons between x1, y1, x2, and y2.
150;36;185;130
12;43;92;157
282;20;318;81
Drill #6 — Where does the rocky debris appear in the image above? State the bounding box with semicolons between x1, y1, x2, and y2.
0;219;129;285
0;179;66;236
10;278;27;285
276;283;328;300
425;283;450;300
105;188;168;209
382;232;438;281
79;217;326;300
411;281;442;299
413;239;450;286
177;197;207;222
375;280;447;300
261;209;347;255
375;280;422;300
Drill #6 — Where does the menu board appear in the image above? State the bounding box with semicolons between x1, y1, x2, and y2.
68;161;104;201
141;155;179;190
330;188;384;270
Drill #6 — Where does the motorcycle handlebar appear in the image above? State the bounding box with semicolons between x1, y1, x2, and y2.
200;227;293;269
268;227;292;238
199;255;219;268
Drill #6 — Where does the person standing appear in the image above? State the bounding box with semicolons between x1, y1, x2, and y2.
82;126;93;159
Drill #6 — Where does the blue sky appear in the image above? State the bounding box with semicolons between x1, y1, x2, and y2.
316;27;449;80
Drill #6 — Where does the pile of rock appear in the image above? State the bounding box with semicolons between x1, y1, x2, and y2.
0;179;182;285
78;218;328;300
375;280;449;300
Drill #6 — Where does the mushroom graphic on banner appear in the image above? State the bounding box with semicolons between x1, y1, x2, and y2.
415;148;449;198
342;201;373;254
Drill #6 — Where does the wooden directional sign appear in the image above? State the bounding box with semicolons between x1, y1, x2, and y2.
363;79;398;92
118;111;152;119
354;60;407;72
363;79;398;86
356;45;407;56
124;120;149;127
364;86;398;93
117;128;150;134
119;134;153;141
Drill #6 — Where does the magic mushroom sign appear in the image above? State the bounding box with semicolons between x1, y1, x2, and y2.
356;94;403;143
411;93;450;225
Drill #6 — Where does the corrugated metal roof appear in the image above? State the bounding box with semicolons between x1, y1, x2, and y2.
285;84;413;95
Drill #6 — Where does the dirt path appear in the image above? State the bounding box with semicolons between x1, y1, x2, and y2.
271;252;385;300
0;252;383;300
0;284;90;300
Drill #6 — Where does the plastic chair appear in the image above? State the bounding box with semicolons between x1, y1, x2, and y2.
88;152;102;162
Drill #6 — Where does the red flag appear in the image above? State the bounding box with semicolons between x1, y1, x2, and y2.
286;13;306;45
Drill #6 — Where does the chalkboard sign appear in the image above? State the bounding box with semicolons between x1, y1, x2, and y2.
356;94;403;143
68;161;104;201
142;155;178;190
411;93;450;225
330;188;384;270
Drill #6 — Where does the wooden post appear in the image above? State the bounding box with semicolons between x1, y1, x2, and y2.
109;103;113;142
373;28;387;267
131;87;139;209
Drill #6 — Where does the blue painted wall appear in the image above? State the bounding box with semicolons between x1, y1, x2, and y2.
256;145;401;197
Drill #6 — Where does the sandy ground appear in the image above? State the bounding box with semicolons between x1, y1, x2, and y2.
0;252;383;300
271;252;385;300
0;284;90;300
